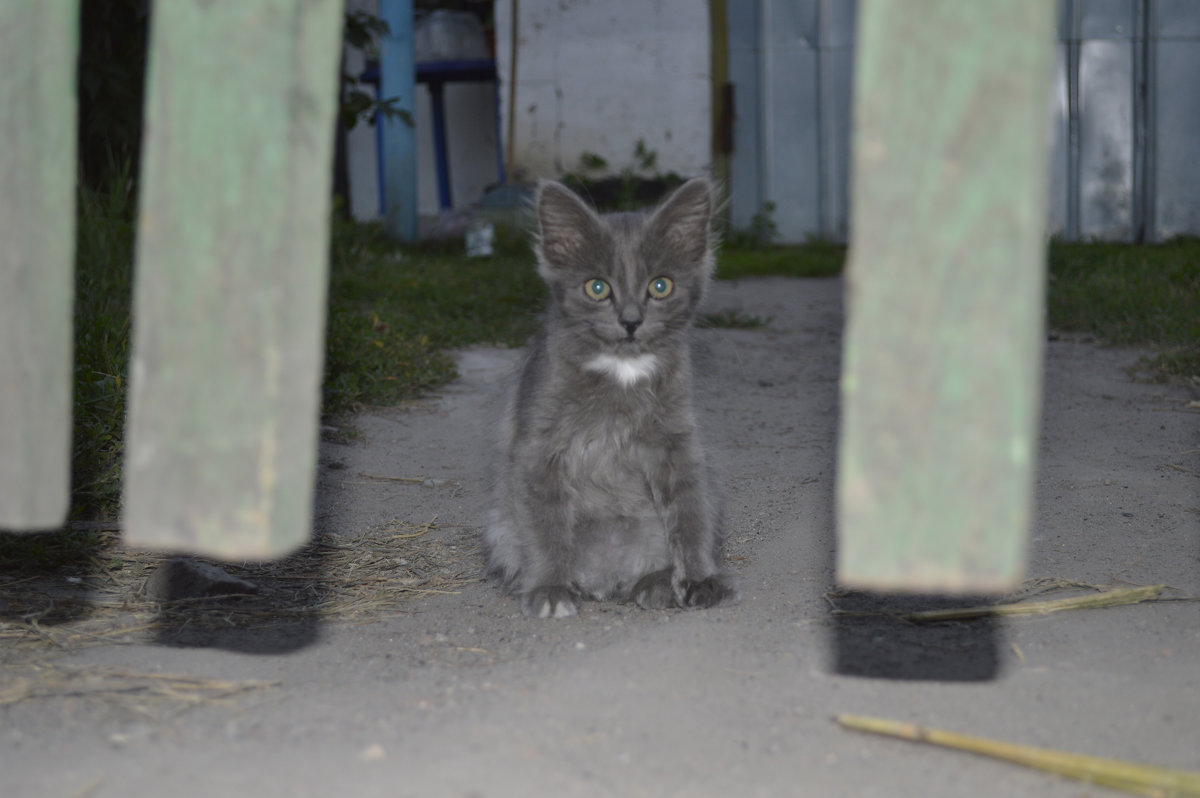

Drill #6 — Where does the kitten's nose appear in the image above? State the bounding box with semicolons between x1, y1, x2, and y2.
621;319;642;337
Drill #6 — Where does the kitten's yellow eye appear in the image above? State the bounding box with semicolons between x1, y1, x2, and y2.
648;276;674;299
584;279;611;301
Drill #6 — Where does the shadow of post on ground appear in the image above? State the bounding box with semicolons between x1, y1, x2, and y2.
828;590;1001;681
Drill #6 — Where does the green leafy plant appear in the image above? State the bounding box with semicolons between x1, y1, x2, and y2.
633;138;658;173
561;141;684;211
577;151;609;172
341;10;414;130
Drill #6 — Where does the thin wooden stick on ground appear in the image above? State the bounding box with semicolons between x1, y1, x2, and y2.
901;584;1166;623
836;714;1200;797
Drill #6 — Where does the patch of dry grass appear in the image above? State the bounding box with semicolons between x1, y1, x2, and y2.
823;577;1197;623
0;663;278;709
0;518;479;657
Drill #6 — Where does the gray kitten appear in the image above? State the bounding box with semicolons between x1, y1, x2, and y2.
484;177;738;618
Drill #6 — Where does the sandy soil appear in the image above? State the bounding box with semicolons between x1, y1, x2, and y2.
5;276;1199;797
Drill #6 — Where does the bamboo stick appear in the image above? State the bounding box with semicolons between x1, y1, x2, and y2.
837;714;1200;797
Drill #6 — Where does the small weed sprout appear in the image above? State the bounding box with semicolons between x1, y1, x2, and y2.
728;201;779;250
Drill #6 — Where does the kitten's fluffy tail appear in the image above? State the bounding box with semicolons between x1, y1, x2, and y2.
482;508;523;592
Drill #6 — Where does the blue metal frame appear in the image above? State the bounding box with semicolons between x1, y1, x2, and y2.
378;0;417;240
362;57;504;214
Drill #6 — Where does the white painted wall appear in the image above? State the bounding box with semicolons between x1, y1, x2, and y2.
494;0;712;181
412;80;501;214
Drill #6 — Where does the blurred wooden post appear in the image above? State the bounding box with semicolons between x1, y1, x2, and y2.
124;0;343;558
0;2;77;530
837;1;1054;591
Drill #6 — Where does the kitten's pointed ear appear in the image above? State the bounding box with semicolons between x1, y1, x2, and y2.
536;181;605;272
646;177;713;267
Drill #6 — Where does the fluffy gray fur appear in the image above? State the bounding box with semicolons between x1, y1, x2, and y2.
484;177;738;618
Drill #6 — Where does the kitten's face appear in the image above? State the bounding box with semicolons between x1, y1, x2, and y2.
535;178;714;370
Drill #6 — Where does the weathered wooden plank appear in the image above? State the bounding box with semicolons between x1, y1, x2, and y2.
837;0;1055;592
0;2;77;530
124;0;344;558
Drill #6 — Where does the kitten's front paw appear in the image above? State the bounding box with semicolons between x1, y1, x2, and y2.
632;569;675;610
679;575;738;610
521;586;579;618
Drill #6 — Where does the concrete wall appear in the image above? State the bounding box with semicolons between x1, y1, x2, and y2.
493;0;712;181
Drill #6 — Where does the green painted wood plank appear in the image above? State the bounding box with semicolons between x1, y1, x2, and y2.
836;0;1055;592
0;2;77;530
124;0;343;558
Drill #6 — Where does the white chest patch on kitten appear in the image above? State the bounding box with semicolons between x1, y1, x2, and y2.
584;353;659;387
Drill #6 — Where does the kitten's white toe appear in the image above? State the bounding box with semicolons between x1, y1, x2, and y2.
522;586;579;618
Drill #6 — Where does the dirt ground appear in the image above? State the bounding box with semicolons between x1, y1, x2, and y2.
5;276;1199;797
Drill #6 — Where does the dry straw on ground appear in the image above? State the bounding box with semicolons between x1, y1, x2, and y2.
0;663;278;710
824;577;1196;623
0;517;479;656
0;518;474;720
900;583;1167;622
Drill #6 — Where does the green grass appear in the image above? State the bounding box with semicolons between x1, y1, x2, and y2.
717;243;846;279
1047;238;1200;378
72;171;136;520
719;238;1199;378
323;221;544;413
65;187;1198;522
698;309;772;329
